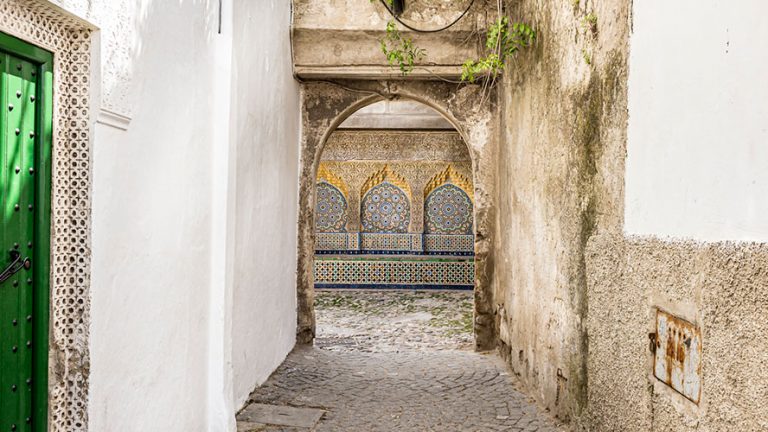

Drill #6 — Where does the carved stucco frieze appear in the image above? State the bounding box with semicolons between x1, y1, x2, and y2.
323;130;470;162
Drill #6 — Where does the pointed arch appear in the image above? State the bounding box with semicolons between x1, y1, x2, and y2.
317;162;349;198
315;164;349;233
360;164;412;201
360;181;411;233
424;183;474;235
424;164;473;203
315;181;349;233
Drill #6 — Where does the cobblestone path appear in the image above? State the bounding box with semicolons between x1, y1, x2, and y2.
238;290;563;432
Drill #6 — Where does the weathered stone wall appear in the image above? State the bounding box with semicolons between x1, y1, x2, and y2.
292;0;490;78
493;0;630;422
586;235;768;431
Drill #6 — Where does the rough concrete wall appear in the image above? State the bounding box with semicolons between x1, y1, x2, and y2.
494;0;629;422
587;235;768;431
88;0;218;429
296;80;497;349
229;0;300;412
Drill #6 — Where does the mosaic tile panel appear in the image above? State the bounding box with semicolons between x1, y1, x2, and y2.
425;183;473;235
348;232;359;250
361;182;410;233
314;258;474;287
360;233;414;251
424;235;474;253
315;233;351;251
316;160;473;233
316;181;348;232
315;233;474;254
411;234;423;252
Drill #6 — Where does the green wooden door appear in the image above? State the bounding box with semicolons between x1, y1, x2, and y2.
0;33;52;432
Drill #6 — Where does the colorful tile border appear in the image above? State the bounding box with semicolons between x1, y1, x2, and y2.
314;257;475;288
315;233;474;254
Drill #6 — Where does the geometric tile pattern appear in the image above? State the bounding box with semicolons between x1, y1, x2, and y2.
424;183;473;235
424;235;474;253
314;257;474;288
316;182;348;232
361;182;410;233
316;233;352;251
360;233;413;251
315;233;474;254
316;160;472;233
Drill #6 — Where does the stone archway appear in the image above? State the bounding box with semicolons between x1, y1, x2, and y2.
296;80;498;350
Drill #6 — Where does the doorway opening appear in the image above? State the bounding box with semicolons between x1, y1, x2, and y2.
310;100;476;352
0;32;53;432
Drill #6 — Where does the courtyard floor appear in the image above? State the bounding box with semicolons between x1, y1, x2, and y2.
237;290;563;432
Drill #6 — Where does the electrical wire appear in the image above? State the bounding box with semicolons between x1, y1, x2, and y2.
379;0;476;33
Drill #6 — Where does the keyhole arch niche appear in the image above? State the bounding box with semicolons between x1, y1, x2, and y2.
296;80;498;350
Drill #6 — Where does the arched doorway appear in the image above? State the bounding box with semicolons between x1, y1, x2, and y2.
295;80;498;350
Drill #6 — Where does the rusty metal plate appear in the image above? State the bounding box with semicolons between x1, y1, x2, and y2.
654;309;702;404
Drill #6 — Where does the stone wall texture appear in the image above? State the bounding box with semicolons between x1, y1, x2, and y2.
493;0;630;423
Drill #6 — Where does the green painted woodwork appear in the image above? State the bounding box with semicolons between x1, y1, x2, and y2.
0;32;52;432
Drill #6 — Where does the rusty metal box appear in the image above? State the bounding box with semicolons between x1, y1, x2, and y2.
653;309;702;404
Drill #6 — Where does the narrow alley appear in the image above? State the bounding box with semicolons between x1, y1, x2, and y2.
238;291;562;431
1;1;767;431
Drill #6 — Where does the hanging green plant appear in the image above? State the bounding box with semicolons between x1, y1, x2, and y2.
461;17;536;83
370;1;535;83
380;21;427;75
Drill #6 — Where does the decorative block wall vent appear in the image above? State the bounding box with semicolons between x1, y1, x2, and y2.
652;309;702;404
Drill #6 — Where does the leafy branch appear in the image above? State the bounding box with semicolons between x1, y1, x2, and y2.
461;17;535;83
380;21;427;75
371;2;535;85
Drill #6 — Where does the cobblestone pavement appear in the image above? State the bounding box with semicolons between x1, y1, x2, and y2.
239;290;563;432
315;289;475;352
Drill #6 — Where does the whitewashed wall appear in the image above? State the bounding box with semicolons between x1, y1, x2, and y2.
228;0;300;413
88;0;218;430
625;0;768;242
54;0;302;430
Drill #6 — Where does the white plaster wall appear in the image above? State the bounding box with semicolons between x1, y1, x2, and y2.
229;0;300;412
626;0;768;242
88;0;219;430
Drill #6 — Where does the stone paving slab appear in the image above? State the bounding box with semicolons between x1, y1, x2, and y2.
237;403;324;428
238;290;564;431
